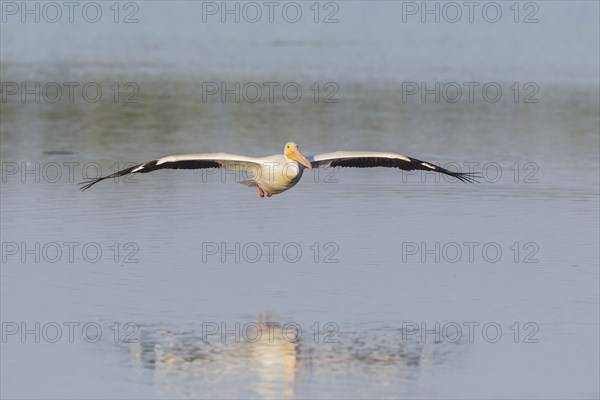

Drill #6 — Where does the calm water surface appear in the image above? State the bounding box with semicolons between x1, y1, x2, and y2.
1;2;599;399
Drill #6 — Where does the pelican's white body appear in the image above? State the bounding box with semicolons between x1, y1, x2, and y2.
251;154;305;194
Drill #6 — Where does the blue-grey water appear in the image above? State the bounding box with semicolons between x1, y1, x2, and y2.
1;1;599;399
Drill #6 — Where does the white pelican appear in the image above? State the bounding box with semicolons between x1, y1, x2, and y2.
80;142;479;196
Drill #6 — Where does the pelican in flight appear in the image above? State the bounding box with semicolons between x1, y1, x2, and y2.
80;142;478;197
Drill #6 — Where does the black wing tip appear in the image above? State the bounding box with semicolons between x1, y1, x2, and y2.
400;157;482;184
78;177;105;191
451;172;482;184
77;161;148;191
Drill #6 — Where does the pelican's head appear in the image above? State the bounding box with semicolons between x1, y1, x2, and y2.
284;142;312;169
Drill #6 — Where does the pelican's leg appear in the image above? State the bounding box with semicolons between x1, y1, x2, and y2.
267;193;273;197
258;186;265;198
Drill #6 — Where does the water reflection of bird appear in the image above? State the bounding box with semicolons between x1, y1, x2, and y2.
128;320;300;399
80;142;479;196
127;323;464;398
251;320;299;399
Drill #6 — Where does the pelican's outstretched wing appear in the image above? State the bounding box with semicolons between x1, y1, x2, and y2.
310;151;479;183
79;153;261;191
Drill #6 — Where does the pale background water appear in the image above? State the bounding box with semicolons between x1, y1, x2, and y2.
1;1;599;399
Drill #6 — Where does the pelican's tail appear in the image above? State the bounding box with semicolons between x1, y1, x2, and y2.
240;179;258;187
